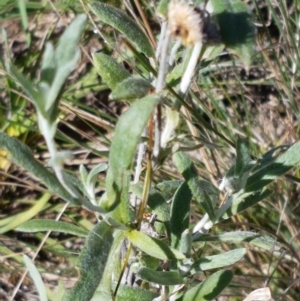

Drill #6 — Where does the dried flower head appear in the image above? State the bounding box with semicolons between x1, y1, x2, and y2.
168;0;203;46
167;0;221;46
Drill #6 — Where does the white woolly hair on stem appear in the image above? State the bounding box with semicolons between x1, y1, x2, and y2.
155;26;171;94
169;40;181;66
131;132;146;207
153;22;171;161
156;20;168;61
180;41;202;94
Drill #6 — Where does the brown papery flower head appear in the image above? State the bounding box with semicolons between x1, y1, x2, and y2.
168;0;203;46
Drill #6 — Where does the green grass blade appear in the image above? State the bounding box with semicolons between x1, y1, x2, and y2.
17;0;30;46
23;255;48;301
0;193;51;234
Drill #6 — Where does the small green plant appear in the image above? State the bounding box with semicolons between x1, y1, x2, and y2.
1;0;299;300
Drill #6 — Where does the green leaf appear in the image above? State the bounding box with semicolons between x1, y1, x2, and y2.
92;52;131;90
7;64;44;112
63;221;114;301
156;180;184;200
23;255;48;301
170;181;192;249
89;2;154;57
178;270;233;301
210;0;255;67
157;0;171;17
97;231;125;296
235;137;251;177
0;132;81;205
105;95;159;221
17;0;30;46
137;268;184;285
41;42;55;84
125;230;185;260
191;248;246;272
110;77;152;101
93;285;159;301
167;48;193;84
217;189;272;221
87;163;108;187
130;183;170;235
196;231;281;251
79;164;88;187
173;152;219;221
246;141;300;192
221;137;254;192
17;219;89;237
45;14;86;112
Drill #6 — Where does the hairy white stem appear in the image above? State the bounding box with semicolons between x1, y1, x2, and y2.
169;40;181;66
156;20;168;61
161;107;179;148
180;42;202;94
153;106;161;160
155;23;170;94
192;190;245;239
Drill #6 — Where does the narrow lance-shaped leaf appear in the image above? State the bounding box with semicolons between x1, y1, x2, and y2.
235;137;251;176
104;95;159;223
45;14;87;112
218;189;272;221
110;77;152;101
0;132;80;205
156;180;184;200
130;183;170;235
173;151;218;221
63;221;114;301
191;248;246;272
246;141;300;192
170;181;192;249
125;230;185;260
209;0;255;67
17;219;89;237
7;64;44;112
196;231;281;252
93;285;159;301
92;52;131;90
137;268;183;285
89;2;154;57
178;269;234;301
96;231;125;297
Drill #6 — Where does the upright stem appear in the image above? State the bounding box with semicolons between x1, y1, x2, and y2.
180;42;202;94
